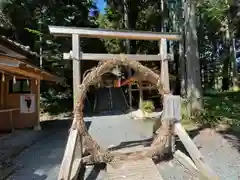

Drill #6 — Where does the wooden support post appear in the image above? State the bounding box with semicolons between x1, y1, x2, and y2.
0;79;4;107
139;82;143;109
9;110;14;132
58;34;83;180
72;34;81;109
160;39;170;92
175;123;219;180
162;95;181;153
34;79;41;131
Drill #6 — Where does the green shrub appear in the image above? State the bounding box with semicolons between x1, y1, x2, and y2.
181;98;202;127
141;100;155;113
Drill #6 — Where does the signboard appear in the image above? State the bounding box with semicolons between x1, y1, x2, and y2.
20;94;36;114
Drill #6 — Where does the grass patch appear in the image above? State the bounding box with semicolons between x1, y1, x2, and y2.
182;92;240;130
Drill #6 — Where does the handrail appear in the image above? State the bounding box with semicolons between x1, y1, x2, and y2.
0;108;20;132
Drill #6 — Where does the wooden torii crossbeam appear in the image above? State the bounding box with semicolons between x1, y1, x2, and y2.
63;52;174;61
48;25;181;40
49;25;219;180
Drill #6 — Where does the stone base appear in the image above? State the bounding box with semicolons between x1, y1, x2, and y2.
129;109;163;121
129;109;145;120
33;123;42;131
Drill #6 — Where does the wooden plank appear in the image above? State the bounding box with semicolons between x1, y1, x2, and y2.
49;25;181;40
175;123;219;180
58;129;78;180
106;158;164;180
173;150;204;179
0;108;19;113
63;52;174;61
70;158;82;180
70;135;83;180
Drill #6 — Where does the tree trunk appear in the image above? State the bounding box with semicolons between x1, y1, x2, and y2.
185;0;203;113
180;0;187;97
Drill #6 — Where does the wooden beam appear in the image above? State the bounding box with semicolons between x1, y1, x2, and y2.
175;123;219;180
0;108;19;113
19;64;60;82
63;52;174;61
0;65;42;79
0;58;20;67
0;55;60;82
49;25;181;40
173;150;203;178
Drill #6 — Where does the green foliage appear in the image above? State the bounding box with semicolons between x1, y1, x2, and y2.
200;92;240;127
141;100;155;113
24;28;42;36
198;0;229;22
99;0;164;54
182;92;240;129
40;88;73;115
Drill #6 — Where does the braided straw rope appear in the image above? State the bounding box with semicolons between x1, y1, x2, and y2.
71;55;171;166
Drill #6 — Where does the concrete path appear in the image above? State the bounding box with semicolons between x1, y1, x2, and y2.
2;115;240;180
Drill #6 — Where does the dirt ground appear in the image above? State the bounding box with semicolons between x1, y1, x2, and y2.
1;114;240;180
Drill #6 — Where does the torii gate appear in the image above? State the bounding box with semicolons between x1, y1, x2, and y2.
50;26;177;109
49;26;219;180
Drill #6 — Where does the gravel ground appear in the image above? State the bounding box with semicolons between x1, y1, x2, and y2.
4;114;240;180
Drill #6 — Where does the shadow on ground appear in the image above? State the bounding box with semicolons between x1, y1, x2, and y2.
2;119;92;180
102;126;203;164
218;128;240;153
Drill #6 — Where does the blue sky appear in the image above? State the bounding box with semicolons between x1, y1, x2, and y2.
96;0;106;13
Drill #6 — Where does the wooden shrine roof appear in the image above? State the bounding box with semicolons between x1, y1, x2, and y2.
0;36;60;82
